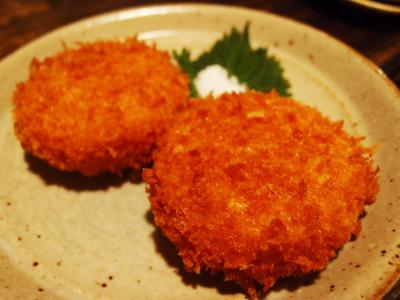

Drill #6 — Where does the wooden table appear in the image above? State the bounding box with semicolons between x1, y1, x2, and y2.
0;0;399;298
1;0;400;87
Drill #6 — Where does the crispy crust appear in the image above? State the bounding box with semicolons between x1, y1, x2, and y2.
13;38;189;176
143;92;379;298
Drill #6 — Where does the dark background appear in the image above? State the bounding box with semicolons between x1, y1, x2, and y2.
1;0;400;86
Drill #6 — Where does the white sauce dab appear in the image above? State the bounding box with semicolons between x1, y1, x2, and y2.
194;64;247;97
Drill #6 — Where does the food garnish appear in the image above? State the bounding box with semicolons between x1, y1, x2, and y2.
173;24;291;97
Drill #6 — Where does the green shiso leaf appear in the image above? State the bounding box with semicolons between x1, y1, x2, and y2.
173;23;291;97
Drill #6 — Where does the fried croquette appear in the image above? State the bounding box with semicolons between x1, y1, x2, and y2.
143;92;379;298
13;38;189;176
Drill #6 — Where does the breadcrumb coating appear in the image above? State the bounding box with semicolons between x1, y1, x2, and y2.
143;92;379;298
13;38;189;176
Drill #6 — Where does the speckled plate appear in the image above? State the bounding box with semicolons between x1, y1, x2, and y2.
0;4;399;300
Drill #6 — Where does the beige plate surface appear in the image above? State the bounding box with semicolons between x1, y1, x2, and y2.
0;4;399;300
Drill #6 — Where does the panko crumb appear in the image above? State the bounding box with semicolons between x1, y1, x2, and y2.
13;38;189;176
144;91;379;298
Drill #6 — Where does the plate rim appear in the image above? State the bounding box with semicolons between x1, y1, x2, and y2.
1;2;398;98
344;0;400;14
0;2;398;99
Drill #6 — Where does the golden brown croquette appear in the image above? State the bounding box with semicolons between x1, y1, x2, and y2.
143;91;379;298
13;38;189;176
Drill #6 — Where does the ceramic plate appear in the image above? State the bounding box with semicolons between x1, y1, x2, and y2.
0;4;399;300
344;0;400;14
